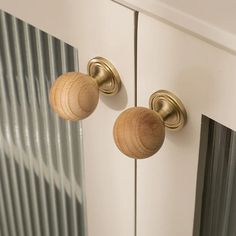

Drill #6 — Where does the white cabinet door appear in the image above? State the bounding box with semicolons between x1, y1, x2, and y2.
137;13;236;236
0;1;136;236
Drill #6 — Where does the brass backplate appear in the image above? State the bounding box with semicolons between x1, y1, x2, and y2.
87;57;121;96
149;90;187;130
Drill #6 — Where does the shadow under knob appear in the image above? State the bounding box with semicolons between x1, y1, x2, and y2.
113;107;165;159
50;72;99;120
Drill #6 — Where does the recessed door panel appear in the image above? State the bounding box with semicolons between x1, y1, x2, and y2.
194;116;236;236
0;10;85;236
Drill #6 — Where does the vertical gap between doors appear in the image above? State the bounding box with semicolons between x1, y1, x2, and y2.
134;11;139;236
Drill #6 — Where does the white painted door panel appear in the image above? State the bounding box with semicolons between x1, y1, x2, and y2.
0;1;135;236
137;13;236;236
113;0;236;54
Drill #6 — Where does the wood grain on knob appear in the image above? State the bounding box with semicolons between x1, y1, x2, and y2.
49;72;99;120
113;107;165;159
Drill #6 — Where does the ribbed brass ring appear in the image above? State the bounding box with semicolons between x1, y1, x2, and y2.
87;57;121;96
149;90;187;130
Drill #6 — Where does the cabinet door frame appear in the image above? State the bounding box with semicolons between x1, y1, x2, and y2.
0;1;136;235
137;13;236;236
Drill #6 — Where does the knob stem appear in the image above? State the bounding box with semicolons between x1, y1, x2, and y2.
154;101;175;123
92;67;111;87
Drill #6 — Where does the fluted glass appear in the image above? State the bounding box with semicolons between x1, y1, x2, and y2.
0;9;86;236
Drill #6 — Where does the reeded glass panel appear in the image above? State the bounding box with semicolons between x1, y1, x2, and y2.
0;9;86;236
194;116;236;236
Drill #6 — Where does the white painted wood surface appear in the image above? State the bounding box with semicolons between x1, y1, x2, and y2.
2;1;236;235
0;1;135;236
113;0;236;54
137;13;236;236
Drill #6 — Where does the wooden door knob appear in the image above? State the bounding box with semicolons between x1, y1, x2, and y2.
49;57;121;120
113;90;187;159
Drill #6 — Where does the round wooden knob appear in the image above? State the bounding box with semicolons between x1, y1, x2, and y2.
113;107;165;159
49;72;99;120
49;57;122;121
